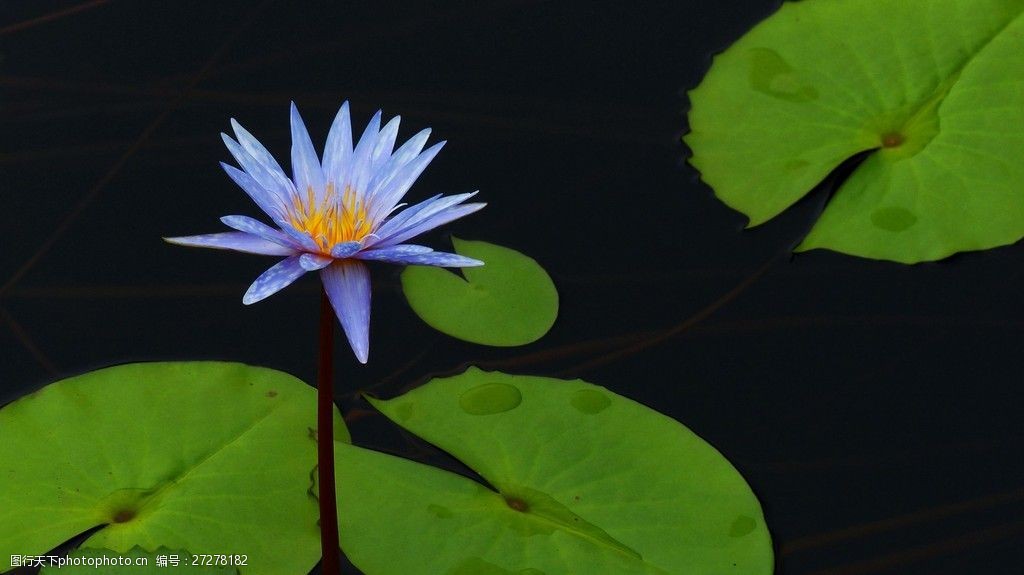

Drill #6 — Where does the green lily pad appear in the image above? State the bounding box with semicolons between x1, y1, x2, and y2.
38;547;237;574
0;362;347;574
685;0;1024;263
335;368;772;574
401;238;558;346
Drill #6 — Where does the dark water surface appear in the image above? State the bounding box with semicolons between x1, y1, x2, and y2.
3;1;1023;573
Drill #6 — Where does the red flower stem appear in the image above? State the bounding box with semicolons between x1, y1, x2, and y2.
317;288;341;575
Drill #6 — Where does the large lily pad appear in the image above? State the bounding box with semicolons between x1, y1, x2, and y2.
685;0;1024;263
335;368;772;574
0;362;346;574
401;238;558;346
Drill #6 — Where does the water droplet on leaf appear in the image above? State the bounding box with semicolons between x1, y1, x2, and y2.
749;48;819;102
729;515;757;537
570;389;610;414
459;383;522;415
871;207;917;232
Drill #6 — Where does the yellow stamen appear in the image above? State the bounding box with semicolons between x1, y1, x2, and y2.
287;183;373;253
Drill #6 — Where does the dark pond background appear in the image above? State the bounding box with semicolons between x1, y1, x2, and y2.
3;1;1023;573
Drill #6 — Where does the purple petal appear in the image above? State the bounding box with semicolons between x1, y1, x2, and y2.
290;102;327;201
373;203;485;249
358;244;433;257
369;193;462;242
224;126;295;200
347;110;382;195
222;134;287;200
374;193;441;232
280;227;323;253
368;192;482;248
299;252;333;271
370;115;401;171
220;162;288;224
164;232;298;256
366;141;445;224
220;204;318;253
322;101;353;186
368;128;431;195
387;128;432;167
321;261;372;364
330;241;363;259
220;215;299;249
243;255;307;305
356;245;482;267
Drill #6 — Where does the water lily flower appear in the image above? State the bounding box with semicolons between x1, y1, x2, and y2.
166;102;485;363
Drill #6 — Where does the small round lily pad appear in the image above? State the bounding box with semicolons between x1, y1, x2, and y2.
401;238;558;346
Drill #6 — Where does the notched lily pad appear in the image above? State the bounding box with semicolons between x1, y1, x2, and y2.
0;362;347;574
336;368;772;574
39;547;237;574
685;0;1024;263
401;238;558;346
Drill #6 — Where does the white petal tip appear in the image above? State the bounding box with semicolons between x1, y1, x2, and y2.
353;349;369;364
163;236;192;246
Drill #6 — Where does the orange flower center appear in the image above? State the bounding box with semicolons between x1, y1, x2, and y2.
287;183;373;252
